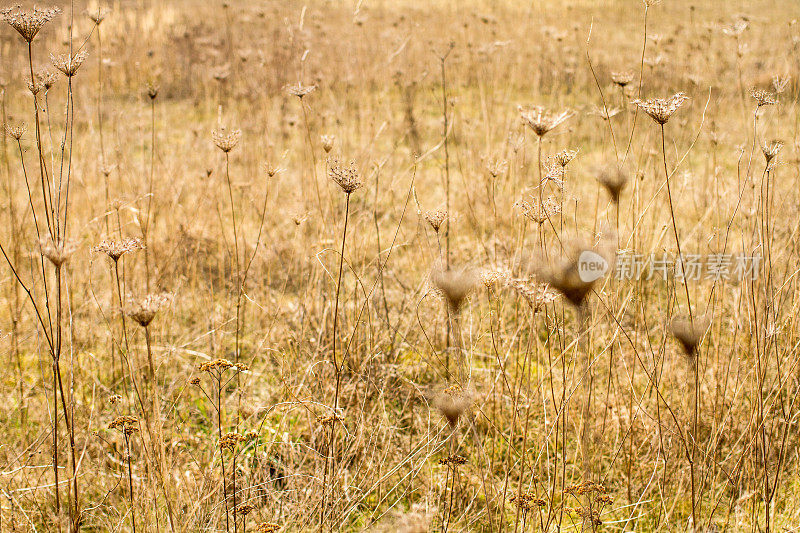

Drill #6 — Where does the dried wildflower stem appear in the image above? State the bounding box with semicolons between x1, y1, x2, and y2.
223;150;243;369
624;3;649;160
660;124;693;324
124;429;137;533
321;191;351;532
300;100;324;217
1;88;24;416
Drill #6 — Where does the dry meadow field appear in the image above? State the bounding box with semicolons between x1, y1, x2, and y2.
1;0;800;531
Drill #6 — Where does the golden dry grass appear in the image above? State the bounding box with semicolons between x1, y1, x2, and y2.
1;0;800;531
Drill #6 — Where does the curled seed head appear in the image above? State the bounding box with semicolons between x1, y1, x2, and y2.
212;127;241;153
51;50;88;77
431;267;476;313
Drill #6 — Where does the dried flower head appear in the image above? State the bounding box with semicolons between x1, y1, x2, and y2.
283;82;317;99
530;244;607;308
519;105;573;137
633;93;689;125
108;393;122;404
37;68;58;90
1;6;60;43
772;74;791;94
479;267;509;290
87;7;108;25
218;432;246;450
509;278;559;311
198;358;246;374
5;122;25;140
126;293;171;328
761;140;783;165
235;504;255;516
93;237;144;262
254;523;280;533
189;377;201;386
596;165;629;204
515;196;561;225
750;88;777;107
39;238;78;267
433;389;472;428
722;19;748;37
589;105;622;121
554;148;579;168
320;134;335;153
438;454;467;467
108;415;139;435
542;159;566;188
611;71;635;87
146;81;159;100
212;127;241;153
485;158;508;178
669;316;709;358
431;268;476;313
317;411;345;427
510;491;547;510
328;158;362;194
423;207;447;233
51;50;88;77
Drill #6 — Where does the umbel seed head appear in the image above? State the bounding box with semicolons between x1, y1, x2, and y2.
633;93;689;125
519;105;573;137
670;316;709;358
328;157;362;194
596;165;629;204
423;207;447;233
431;267;476;313
51;51;88;77
433;389;473;428
212;127;241;153
1;5;60;43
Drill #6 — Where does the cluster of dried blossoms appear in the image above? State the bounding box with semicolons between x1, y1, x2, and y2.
5;122;25;140
283;82;316;99
509;491;547;511
438;454;467;467
199;358;248;373
316;412;345;427
254;523;280;533
218;432;246;450
108;416;139;435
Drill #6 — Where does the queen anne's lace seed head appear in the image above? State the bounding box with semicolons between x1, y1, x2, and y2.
328;158;362;194
126;293;171;328
212;127;241;153
5;122;25;140
1;6;60;43
750;88;777;107
611;71;635;87
283;82;316;99
519;105;573;137
51;50;88;77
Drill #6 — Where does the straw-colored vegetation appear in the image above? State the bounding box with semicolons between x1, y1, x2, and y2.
2;0;800;531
